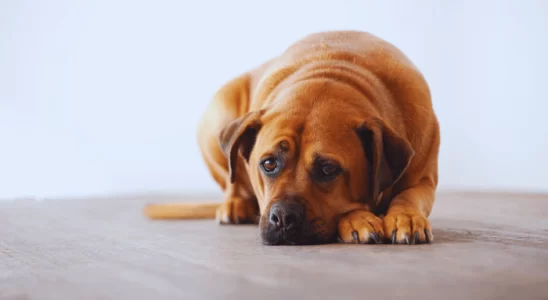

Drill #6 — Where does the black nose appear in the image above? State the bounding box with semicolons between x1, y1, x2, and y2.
269;200;304;231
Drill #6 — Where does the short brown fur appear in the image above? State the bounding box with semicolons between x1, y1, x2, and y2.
145;31;440;245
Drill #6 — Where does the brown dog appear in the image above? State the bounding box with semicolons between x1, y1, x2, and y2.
145;31;440;245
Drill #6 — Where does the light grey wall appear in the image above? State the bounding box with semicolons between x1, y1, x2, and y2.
1;0;547;199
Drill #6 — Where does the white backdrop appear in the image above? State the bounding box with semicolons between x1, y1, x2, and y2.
1;0;547;199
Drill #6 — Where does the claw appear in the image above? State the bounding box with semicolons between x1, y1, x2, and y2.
369;232;380;244
413;232;420;244
404;234;410;245
352;231;359;243
391;230;397;244
425;229;431;243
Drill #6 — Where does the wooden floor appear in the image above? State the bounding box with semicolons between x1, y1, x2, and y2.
1;192;548;300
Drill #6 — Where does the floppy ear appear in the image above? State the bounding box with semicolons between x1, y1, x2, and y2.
356;118;415;202
218;111;263;183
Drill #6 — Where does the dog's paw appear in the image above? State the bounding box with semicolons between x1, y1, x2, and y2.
216;196;259;225
383;211;433;244
338;210;384;244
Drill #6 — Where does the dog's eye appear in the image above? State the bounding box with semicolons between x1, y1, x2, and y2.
313;161;342;182
321;164;338;176
261;158;278;174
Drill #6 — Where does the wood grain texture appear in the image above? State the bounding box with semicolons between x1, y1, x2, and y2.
1;192;548;300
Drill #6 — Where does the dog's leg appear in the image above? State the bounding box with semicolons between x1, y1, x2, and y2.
383;181;435;244
197;74;259;224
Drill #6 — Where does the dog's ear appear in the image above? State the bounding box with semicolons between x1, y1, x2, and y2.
218;111;263;183
356;118;415;203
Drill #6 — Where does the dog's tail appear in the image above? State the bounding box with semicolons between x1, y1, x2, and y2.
143;203;220;220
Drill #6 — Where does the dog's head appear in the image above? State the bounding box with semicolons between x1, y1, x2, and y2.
219;79;414;245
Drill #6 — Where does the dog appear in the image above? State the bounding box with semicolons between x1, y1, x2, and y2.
144;31;440;246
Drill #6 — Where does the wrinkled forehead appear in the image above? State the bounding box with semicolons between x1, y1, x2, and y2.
252;115;302;159
255;109;361;165
301;117;361;165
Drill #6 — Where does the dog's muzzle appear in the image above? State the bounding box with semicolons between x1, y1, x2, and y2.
261;199;306;245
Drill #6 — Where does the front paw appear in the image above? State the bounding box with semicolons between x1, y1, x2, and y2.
383;211;433;244
216;196;259;225
338;210;384;244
